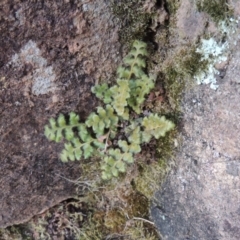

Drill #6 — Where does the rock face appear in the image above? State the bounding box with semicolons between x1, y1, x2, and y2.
151;1;240;239
152;77;240;239
0;0;121;227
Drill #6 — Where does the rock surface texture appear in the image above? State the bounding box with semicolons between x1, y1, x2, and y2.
151;1;240;239
0;0;121;227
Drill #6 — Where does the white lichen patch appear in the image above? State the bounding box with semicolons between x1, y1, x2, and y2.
9;40;56;95
219;17;239;35
194;17;239;90
195;38;228;90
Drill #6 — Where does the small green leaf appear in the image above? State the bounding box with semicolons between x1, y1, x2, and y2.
120;108;129;120
91;83;108;98
55;129;63;142
65;128;74;141
122;152;134;164
129;143;141;154
86;113;104;136
44;126;55;141
104;156;115;166
118;140;129;152
72;138;81;147
115;161;126;173
101;171;112;180
57;114;66;127
117;66;131;79
110;79;130;116
83;143;94;159
142;114;175;139
135;57;146;68
69;153;76;161
141;131;152;143
132;65;144;78
109;149;121;160
60;149;69;162
91;83;113;103
132;40;148;57
111;167;119;177
93;140;105;149
123;56;133;66
103;90;113;104
69;112;80;125
64;142;74;152
49;118;57;128
110;129;117;139
106;105;119;127
74;148;82;160
101;163;110;171
128;127;141;144
78;124;90;142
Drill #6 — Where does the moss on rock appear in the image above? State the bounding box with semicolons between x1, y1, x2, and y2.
196;0;233;23
111;0;153;45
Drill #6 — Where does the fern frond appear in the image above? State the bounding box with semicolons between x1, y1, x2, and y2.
86;113;104;136
82;143;94;159
117;66;131;79
91;83;112;103
119;108;129;121
57;114;66;127
60;138;82;162
101;148;134;180
132;65;145;78
122;152;134;164
44;115;65;142
105;104;119;127
69;112;80;125
129;143;141;154
128;126;141;144
127;74;155;114
44;113;81;142
132;40;148;57
78;124;91;142
118;140;129;152
141;114;175;141
124;56;146;69
110;79;130;116
86;105;119;137
44;40;175;181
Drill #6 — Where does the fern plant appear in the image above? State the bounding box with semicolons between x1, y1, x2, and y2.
44;40;175;180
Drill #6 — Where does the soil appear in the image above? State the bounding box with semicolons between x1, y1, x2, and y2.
0;0;121;228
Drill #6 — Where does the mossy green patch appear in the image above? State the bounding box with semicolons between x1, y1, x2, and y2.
196;0;233;23
0;225;32;240
104;209;126;232
124;221;159;240
111;0;153;45
161;46;208;110
165;0;181;15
